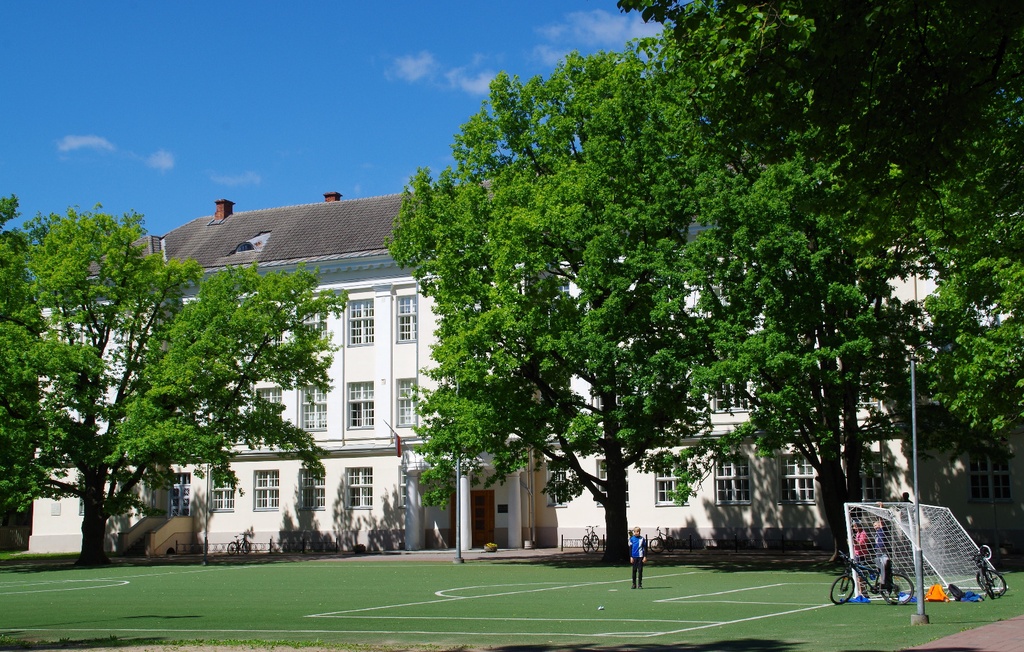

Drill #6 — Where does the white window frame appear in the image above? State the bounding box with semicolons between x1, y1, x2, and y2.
257;386;283;405
212;481;235;511
712;383;751;413
716;459;751;505
348;382;375;429
304;312;328;339
347;467;373;508
655;463;682;506
300;386;328;431
299;468;326;511
780;454;815;504
254;470;280;511
396;296;417;342
969;457;1012;502
397;379;416;427
546;468;568;507
348;299;375;345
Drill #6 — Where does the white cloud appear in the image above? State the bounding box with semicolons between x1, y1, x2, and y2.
210;171;262;187
390;51;438;82
535;9;663;64
146;149;174;172
57;134;116;153
445;67;496;95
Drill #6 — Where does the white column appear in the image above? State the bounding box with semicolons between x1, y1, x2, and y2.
404;465;424;551
459;471;472;550
374;284;394;444
507;470;522;549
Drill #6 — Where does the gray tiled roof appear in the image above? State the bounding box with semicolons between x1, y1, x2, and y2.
160;194;403;269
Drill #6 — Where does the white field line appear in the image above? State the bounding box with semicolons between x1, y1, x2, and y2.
5;627;669;639
0;579;129;595
309;571;702;618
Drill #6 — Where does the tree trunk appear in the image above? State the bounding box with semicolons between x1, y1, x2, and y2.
816;457;850;557
76;484;111;566
600;461;631;564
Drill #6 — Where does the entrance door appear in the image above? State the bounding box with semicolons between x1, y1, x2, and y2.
170;473;191;516
471;490;494;548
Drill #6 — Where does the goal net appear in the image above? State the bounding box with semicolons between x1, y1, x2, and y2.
844;502;982;590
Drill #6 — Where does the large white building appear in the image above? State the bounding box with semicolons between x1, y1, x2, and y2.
28;193;1023;556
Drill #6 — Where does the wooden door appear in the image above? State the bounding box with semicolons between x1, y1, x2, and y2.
471;490;494;547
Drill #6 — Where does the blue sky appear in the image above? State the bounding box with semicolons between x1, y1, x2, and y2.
1;2;661;236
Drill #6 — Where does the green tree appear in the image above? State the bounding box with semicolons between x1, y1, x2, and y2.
390;48;711;563
617;0;1024;444
1;207;345;565
678;156;933;551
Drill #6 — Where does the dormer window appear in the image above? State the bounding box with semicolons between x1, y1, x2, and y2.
233;231;271;254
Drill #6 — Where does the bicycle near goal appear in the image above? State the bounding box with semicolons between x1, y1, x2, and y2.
830;549;915;605
227;531;252;555
582;525;601;553
648;526;675;554
974;544;1008;599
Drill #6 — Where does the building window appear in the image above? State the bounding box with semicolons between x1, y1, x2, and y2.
655;463;681;505
860;450;884;501
349;299;375;345
397;296;417;342
212;481;235;511
546;469;568;507
713;383;751;413
301;386;328;430
304;312;328;339
781;455;815;503
397;379;416;427
257;386;282;405
348;382;375;428
399;468;407;508
299;469;326;510
716;459;751;504
348;467;373;508
969;457;1011;501
254;470;280;510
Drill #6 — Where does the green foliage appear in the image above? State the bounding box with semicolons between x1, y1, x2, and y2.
0;206;345;564
390;48;713;560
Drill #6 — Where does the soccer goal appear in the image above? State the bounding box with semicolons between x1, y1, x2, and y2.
844;502;984;590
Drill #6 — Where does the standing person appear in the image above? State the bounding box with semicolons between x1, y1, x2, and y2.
629;527;647;589
851;522;869;560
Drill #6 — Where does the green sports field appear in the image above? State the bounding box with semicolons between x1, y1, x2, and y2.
0;554;1018;651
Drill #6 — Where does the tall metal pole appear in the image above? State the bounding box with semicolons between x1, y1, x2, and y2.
203;464;210;566
454;454;464;564
910;357;929;625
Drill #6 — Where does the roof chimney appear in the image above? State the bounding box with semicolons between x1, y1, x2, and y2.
214;199;234;221
324;191;342;203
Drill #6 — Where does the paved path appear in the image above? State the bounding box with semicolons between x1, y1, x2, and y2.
903;613;1024;651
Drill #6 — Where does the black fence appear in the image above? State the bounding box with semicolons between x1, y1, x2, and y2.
175;536;341;555
560;533;818;553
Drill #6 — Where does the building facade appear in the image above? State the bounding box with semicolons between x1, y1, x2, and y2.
28;193;1022;555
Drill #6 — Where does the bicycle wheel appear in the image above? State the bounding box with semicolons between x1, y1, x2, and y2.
583;534;596;553
664;536;675;553
989;570;1008;597
977;570;996;599
882;573;914;605
227;541;239;555
830;574;856;604
241;540;252;554
649;537;664;554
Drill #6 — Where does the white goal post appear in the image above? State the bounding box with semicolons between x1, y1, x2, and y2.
844;502;984;590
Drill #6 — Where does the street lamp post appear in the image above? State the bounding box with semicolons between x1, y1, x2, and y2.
910;357;929;625
454;454;464;564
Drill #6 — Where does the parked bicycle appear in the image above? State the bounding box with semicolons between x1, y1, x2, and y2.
582;525;601;553
974;544;1008;599
830;549;914;605
227;531;252;555
648;526;676;554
